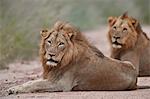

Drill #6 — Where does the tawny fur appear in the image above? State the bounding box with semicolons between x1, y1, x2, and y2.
108;13;150;76
7;21;137;94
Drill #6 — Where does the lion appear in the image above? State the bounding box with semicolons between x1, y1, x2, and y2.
7;21;137;94
107;12;150;76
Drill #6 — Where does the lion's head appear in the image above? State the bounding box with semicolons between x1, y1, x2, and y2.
40;21;88;69
108;12;140;49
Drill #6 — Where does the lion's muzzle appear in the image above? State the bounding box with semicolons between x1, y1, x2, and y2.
112;36;123;49
46;58;59;67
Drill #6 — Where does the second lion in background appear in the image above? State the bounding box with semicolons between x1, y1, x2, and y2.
107;12;150;76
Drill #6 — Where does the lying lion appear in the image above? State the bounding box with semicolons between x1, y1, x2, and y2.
107;12;150;76
7;21;137;94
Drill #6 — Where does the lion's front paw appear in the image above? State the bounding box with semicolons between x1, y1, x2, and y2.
6;85;23;95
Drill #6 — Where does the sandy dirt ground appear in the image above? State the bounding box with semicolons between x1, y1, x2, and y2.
0;26;150;99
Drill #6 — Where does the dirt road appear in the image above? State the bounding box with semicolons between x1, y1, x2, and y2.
0;26;150;99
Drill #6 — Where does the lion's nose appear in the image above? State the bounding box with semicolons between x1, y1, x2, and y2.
113;36;120;39
49;53;55;57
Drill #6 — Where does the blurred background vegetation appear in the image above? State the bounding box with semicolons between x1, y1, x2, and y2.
0;0;149;69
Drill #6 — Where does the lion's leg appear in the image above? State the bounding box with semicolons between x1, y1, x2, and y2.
7;79;62;94
120;61;138;90
106;57;137;90
119;51;140;75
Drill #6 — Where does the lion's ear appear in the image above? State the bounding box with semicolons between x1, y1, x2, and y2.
108;17;117;27
40;29;49;38
65;31;75;40
67;32;74;39
63;23;77;39
131;18;138;28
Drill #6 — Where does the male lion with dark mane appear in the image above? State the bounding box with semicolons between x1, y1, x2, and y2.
107;12;150;76
7;21;137;94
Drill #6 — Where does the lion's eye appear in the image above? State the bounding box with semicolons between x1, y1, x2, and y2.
58;42;65;49
48;41;51;44
123;28;127;32
59;42;64;46
113;26;116;30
